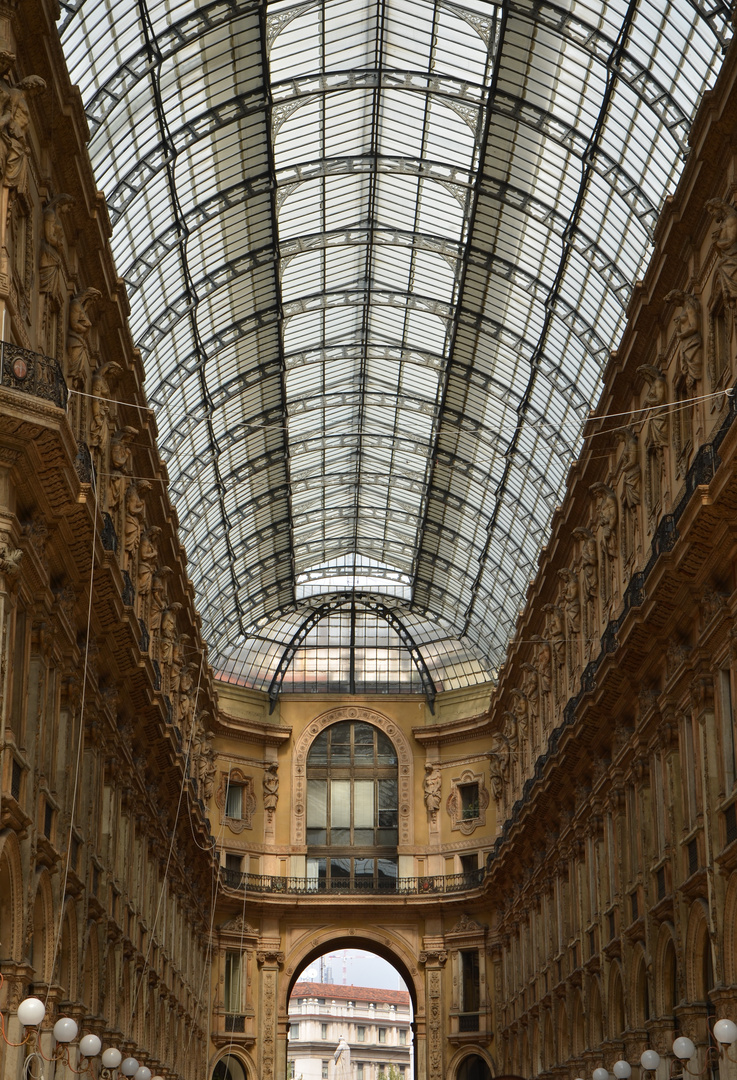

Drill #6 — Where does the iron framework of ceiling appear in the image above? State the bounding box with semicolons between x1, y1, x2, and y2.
58;0;732;692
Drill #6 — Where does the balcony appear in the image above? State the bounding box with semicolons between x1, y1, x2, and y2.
220;866;486;896
0;341;68;410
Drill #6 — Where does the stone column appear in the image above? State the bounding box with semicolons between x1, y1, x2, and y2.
257;946;284;1080
419;946;446;1080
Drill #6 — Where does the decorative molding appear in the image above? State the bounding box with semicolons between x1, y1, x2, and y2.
214;768;256;832
446;768;490;834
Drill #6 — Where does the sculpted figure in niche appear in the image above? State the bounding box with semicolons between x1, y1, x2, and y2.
558;566;581;689
66;288;101;387
124;479;150;564
638;364;669;450
263;763;279;813
706;198;737;310
39;194;72;345
150;566;172;634
530;633;552;733
423;763;442;815
573;525;598;656
333;1035;351;1080
543;602;566;706
615;427;641;564
0;59;45;194
170;632;189;696
89;361;122;457
159;603;182;668
108;426;137;523
665;290;702;391
203;746;217;802
510;688;528;738
177;664;196;746
520;661;539;741
488;731;509;801
137;526;161;607
590;482;618;612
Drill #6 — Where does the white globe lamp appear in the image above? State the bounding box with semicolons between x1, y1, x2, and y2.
134;1068;152;1080
613;1061;632;1078
673;1037;696;1061
80;1034;102;1058
53;1017;78;1043
121;1057;139;1076
641;1051;661;1071
17;998;45;1027
714;1019;737;1046
102;1048;123;1069
594;1068;610;1080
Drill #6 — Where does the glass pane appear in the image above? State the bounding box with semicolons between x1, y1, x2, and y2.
330;857;350;882
307;779;327;827
377;828;398;846
354;829;374;845
225;785;242;818
354;857;375;883
331;828;350;844
377;858;398;890
376;732;397;764
331;779;351;826
378;778;397;809
354;780;374;827
307;857;326;890
308;730;329;764
306;829;327;844
331;722;351;763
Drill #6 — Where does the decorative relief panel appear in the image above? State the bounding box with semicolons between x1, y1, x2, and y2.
292;706;414;846
214;768;256;832
446;768;490;834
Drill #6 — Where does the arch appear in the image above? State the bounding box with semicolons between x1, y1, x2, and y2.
685;899;712;1001
82;924;100;1014
281;928;422;1016
588;977;604;1049
57;900;78;1002
631;944;651;1027
571;989;585;1056
453;1051;495;1080
723;871;737;984
292;706;415;847
0;830;23;962
556;996;569;1063
609;961;625;1039
447;1047;496;1080
29;870;54;985
210;1051;252;1080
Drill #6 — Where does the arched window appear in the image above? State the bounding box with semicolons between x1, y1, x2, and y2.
306;721;398;891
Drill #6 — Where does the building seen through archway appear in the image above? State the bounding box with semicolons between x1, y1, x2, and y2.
3;1;737;1080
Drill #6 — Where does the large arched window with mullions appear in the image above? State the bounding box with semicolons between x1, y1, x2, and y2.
306;721;398;891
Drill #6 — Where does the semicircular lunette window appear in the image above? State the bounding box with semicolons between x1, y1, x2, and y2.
306;721;398;892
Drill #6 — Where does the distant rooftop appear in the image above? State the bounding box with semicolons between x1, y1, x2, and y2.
293;982;410;1007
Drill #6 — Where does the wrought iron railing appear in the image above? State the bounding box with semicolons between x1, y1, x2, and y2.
220;866;485;895
0;340;68;409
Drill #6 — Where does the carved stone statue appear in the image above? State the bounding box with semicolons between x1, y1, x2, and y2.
89;361;122;457
510;688;528;737
159;603;181;668
590;482;618;559
203;747;216;802
66;288;101;387
150;566;173;634
665;290;702;391
137;526;160;603
170;633;189;696
124;480;150;562
263;763;279;812
531;633;552;732
638;364;669;450
177;664;196;745
520;661;539;735
0;57;45;194
39;194;72;292
0;538;22;578
706;198;737;310
543;603;566;702
488;729;510;801
423;763;442;815
110;426;137;475
333;1035;351;1080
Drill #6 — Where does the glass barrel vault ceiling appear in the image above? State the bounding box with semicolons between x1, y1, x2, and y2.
59;0;730;693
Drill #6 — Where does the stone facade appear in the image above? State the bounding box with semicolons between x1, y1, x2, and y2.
3;1;737;1080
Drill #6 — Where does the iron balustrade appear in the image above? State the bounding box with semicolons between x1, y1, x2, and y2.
0;340;68;410
220;866;485;895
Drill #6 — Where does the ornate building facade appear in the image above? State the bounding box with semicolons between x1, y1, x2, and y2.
2;2;737;1080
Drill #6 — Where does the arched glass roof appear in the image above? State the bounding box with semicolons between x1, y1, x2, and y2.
59;0;730;690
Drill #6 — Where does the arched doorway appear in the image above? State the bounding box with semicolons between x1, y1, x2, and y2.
283;935;422;1080
213;1054;249;1080
457;1054;493;1080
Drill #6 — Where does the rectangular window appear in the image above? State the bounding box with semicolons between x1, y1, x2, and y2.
357;1066;364;1080
399;1029;406;1045
331;779;351;844
307;779;327;844
224;951;241;1013
288;1064;295;1080
460;853;478;877
683;717;698;828
459;783;480;820
225;783;242;819
721;669;736;790
379;1028;386;1043
461;949;480;1012
321;1023;327;1039
357;1027;365;1042
322;1063;329;1079
290;1024;299;1040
